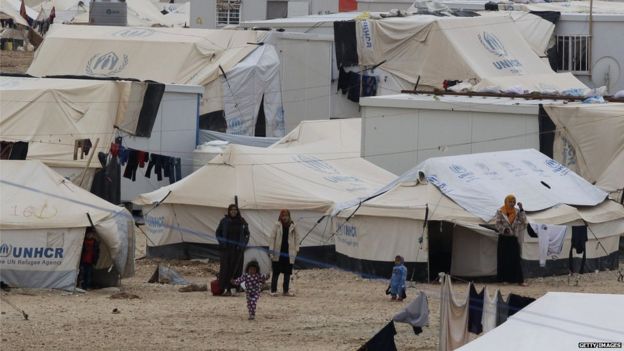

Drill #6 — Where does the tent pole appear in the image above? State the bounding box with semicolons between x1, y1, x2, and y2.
78;137;99;188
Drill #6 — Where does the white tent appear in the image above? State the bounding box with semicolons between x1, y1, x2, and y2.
355;15;587;93
27;24;285;137
457;292;624;351
336;149;624;280
0;76;150;186
0;160;134;290
133;119;396;264
544;103;624;198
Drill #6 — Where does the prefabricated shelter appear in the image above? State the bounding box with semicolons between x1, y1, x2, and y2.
457;292;624;351
0;76;202;204
27;24;285;137
133;119;396;267
0;160;135;290
335;149;624;281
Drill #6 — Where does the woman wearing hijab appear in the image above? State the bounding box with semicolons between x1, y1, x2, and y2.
269;209;300;296
495;195;528;286
216;204;250;296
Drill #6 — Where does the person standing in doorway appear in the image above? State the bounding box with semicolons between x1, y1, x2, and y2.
269;209;300;296
80;229;100;290
495;194;528;286
216;204;250;296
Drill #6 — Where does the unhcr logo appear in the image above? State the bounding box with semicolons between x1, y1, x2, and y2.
478;32;507;57
0;243;12;257
112;28;156;38
294;154;339;175
85;52;129;76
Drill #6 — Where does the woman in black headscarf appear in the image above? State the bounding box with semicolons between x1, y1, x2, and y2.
216;204;250;296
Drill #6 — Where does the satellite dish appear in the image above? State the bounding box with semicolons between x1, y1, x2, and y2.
592;56;621;94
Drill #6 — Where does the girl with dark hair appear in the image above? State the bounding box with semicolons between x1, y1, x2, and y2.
269;209;300;296
216;204;250;296
232;261;270;320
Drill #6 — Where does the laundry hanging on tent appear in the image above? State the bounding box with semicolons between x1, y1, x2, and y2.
507;294;535;317
0;141;28;160
481;286;498;334
439;275;470;351
468;283;485;334
495;290;509;326
144;153;181;184
357;321;398;351
392;290;429;335
531;223;566;267
569;226;588;274
73;138;92;160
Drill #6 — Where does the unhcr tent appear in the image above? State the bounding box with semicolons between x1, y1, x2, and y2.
544;103;624;199
133;119;395;266
336;149;624;281
0;160;134;290
354;15;587;93
0;76;156;187
457;292;624;351
27;24;285;137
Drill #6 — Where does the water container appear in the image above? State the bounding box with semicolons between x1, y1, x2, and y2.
89;1;128;26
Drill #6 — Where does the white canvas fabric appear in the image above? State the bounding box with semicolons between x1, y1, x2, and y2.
457;292;624;351
355;15;586;93
0;161;134;289
64;0;182;27
134;119;395;250
0;0;31;27
221;44;285;137
545;103;624;194
0;76;145;168
481;287;498;334
439;275;470;351
198;130;280;148
384;149;607;221
27;24;267;120
531;223;566;267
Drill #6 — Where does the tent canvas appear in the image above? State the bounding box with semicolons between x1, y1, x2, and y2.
335;150;624;280
27;24;285;137
544;103;624;196
133;119;396;264
457;292;624;351
355;15;587;93
0;160;134;290
0;76;148;169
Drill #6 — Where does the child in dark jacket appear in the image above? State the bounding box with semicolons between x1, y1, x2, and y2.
232;261;270;320
80;230;100;290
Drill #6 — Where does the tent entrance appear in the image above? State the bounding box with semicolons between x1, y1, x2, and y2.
427;221;454;281
254;95;266;137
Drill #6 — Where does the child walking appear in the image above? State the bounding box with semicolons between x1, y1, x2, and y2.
232;261;270;320
389;255;407;301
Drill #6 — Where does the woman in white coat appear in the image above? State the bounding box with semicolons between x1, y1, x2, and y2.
269;209;300;296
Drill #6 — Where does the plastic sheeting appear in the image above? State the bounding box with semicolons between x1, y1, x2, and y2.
198;130;279;148
221;44;285;137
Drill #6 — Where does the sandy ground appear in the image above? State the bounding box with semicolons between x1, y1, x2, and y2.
2;232;624;351
0;51;34;74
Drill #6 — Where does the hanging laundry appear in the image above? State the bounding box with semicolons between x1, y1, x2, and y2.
123;149;140;181
468;283;484;334
362;75;378;97
357;321;397;351
333;21;359;68
531;223;567;267
481;286;498;334
90;152;121;205
145;153;182;184
346;71;361;102
439;275;470;351
73;139;92;160
392;291;429;335
137;151;149;168
569;226;588;274
507;294;535;317
119;146;129;166
495;290;509;326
